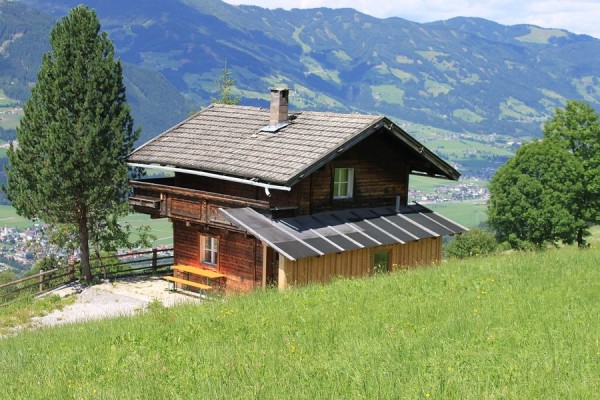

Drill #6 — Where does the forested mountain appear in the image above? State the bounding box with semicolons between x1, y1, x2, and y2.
14;0;600;141
0;1;194;143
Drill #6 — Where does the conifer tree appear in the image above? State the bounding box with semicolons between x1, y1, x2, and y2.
211;62;240;105
4;6;139;282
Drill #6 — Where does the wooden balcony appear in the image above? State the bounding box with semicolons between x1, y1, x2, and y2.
129;178;270;227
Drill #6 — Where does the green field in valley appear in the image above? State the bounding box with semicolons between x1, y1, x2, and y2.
429;201;488;228
123;213;172;247
0;91;22;130
0;205;36;230
0;206;173;246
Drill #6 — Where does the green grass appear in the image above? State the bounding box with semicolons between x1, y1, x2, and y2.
516;27;567;44
371;84;405;105
0;206;172;246
429;201;488;227
426;139;513;157
410;175;489;192
453;108;485;123
0;205;35;229
0;246;598;398
122;214;173;247
0;294;76;335
499;97;539;121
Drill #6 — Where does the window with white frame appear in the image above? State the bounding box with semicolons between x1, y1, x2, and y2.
200;235;218;266
333;167;354;199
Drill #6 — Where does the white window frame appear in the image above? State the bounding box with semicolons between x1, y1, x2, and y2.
200;235;218;266
333;167;354;199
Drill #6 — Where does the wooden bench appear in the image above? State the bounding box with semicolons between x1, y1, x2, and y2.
164;265;226;295
163;276;211;291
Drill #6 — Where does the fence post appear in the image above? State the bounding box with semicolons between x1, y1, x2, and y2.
39;270;44;292
152;248;158;273
69;261;75;282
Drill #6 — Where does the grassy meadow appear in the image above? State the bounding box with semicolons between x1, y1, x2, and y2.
0;206;173;246
123;213;173;247
428;201;488;227
0;245;598;398
0;205;36;230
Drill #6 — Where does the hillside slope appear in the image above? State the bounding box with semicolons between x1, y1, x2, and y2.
0;246;598;397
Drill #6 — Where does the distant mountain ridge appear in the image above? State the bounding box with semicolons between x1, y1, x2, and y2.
6;0;600;141
0;1;194;143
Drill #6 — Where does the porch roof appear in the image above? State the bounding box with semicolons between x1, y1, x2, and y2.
220;205;468;261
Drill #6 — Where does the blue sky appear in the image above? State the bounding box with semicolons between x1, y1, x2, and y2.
223;0;600;39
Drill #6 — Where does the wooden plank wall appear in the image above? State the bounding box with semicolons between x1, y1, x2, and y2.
173;221;198;267
281;237;442;287
173;221;263;292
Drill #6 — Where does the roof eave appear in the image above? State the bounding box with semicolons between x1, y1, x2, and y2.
283;116;460;186
384;118;461;181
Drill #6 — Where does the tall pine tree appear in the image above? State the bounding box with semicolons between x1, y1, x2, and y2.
4;6;139;282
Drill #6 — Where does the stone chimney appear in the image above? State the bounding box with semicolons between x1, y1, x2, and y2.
269;88;289;127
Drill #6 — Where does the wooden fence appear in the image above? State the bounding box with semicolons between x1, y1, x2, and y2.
87;247;174;280
0;265;76;303
0;247;174;304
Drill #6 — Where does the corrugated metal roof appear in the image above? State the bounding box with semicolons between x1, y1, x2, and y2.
220;205;468;261
127;104;460;186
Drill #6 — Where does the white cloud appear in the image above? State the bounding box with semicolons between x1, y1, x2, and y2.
223;0;600;38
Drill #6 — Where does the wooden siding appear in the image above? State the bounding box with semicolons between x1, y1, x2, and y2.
279;237;442;288
173;221;263;292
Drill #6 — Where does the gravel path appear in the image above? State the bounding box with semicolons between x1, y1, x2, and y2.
31;276;199;328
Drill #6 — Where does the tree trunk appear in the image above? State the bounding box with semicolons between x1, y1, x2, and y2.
577;228;585;248
78;211;92;283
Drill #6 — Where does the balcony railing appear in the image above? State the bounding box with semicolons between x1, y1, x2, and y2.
129;178;270;226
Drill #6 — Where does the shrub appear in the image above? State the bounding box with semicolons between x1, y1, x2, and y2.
444;228;498;259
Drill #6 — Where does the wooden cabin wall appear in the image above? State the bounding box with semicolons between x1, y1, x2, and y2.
173;221;263;292
280;237;442;288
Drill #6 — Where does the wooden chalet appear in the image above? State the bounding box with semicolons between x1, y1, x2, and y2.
127;89;467;292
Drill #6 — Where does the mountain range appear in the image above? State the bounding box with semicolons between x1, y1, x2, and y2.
3;0;600;147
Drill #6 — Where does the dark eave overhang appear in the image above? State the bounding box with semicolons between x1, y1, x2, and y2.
384;118;461;181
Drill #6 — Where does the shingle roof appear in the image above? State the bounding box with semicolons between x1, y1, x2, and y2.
220;204;468;261
127;104;458;185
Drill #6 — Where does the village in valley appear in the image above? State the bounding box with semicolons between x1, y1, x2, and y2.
409;181;489;204
0;224;48;274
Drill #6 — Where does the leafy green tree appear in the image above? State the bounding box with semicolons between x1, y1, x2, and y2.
211;62;240;105
444;228;498;259
543;100;600;247
488;140;586;248
3;6;139;282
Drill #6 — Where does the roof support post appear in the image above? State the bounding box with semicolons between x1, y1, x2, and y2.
262;243;268;290
278;254;288;291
